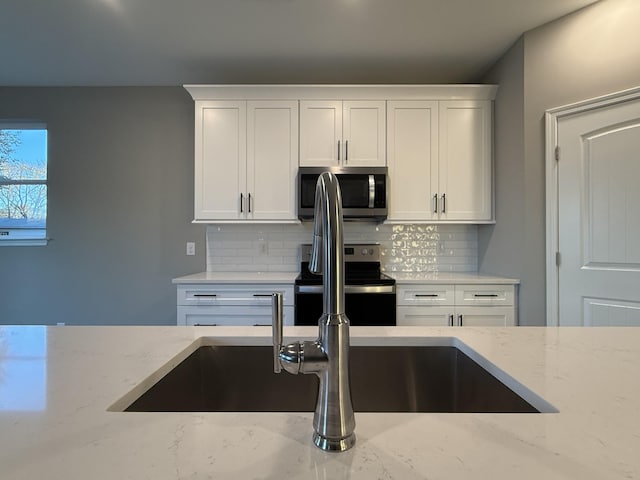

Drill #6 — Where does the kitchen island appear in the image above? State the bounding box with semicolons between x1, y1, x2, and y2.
1;325;638;479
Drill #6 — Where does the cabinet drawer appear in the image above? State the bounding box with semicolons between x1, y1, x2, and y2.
178;305;294;326
177;285;294;306
454;285;514;307
397;285;455;306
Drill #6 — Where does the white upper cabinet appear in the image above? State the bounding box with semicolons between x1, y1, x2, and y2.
195;101;246;221
387;101;439;221
193;99;298;223
246;101;299;221
438;101;492;221
387;99;493;223
185;85;496;224
299;100;386;167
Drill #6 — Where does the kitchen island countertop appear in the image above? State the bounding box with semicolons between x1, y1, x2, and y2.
0;325;638;479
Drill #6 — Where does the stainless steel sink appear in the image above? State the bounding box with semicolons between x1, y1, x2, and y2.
122;345;546;413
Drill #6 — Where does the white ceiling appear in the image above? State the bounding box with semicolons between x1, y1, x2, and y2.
0;0;598;86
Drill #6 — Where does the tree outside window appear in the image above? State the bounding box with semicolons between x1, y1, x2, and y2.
0;125;48;245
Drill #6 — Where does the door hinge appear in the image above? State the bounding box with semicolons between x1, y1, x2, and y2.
556;252;561;266
555;146;560;162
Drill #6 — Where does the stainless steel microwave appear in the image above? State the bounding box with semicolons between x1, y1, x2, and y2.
298;167;388;221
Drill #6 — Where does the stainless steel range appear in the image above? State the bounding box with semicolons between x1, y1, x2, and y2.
294;243;396;326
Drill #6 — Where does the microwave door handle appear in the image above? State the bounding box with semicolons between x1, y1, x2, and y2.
368;175;375;208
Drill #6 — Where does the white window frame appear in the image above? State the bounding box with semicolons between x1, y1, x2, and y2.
0;122;48;246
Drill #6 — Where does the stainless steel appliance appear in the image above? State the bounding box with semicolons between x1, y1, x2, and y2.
294;243;396;326
297;167;388;221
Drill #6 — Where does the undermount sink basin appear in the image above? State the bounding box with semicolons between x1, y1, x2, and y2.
116;341;554;414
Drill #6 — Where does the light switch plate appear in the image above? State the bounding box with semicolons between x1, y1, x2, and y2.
186;242;195;256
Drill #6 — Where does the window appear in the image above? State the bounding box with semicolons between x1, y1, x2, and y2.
0;124;48;246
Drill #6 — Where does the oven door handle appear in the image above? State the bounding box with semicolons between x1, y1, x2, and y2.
296;285;395;294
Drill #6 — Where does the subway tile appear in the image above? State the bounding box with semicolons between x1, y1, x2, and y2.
206;223;478;273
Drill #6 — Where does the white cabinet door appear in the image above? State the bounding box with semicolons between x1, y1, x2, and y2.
246;101;298;220
397;306;452;326
387;101;439;221
178;305;294;326
300;100;385;167
342;101;386;166
455;306;515;327
438;100;492;221
299;100;342;167
195;101;246;221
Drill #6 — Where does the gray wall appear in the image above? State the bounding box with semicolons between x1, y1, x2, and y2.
0;88;205;325
480;0;640;325
477;38;528;317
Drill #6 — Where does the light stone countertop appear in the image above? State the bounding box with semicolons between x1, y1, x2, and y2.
388;272;520;284
173;271;519;285
172;271;299;284
1;325;638;479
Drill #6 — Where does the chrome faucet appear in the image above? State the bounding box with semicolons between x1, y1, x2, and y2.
272;171;356;452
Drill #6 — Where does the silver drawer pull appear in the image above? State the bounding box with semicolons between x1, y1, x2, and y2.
193;294;217;298
193;323;217;326
415;294;439;297
474;294;499;297
253;294;274;297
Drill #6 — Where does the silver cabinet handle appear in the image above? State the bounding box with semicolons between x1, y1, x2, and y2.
240;193;244;213
433;193;438;213
337;140;341;161
449;314;454;327
345;140;348;162
474;294;499;298
441;193;446;213
458;314;463;326
248;193;252;213
253;294;273;297
193;294;217;298
272;292;283;373
415;294;439;298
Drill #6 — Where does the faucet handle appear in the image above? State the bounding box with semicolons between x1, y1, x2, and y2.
272;292;283;373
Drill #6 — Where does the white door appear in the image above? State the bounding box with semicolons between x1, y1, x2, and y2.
557;96;640;326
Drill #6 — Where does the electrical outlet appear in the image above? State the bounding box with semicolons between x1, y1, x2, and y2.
186;242;196;256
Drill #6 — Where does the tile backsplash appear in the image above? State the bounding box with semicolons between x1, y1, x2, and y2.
206;223;477;273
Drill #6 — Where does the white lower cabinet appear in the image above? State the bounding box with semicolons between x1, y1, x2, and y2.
397;284;517;326
176;284;294;326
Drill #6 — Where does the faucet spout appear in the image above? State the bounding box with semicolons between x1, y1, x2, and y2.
310;172;345;317
273;171;356;452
